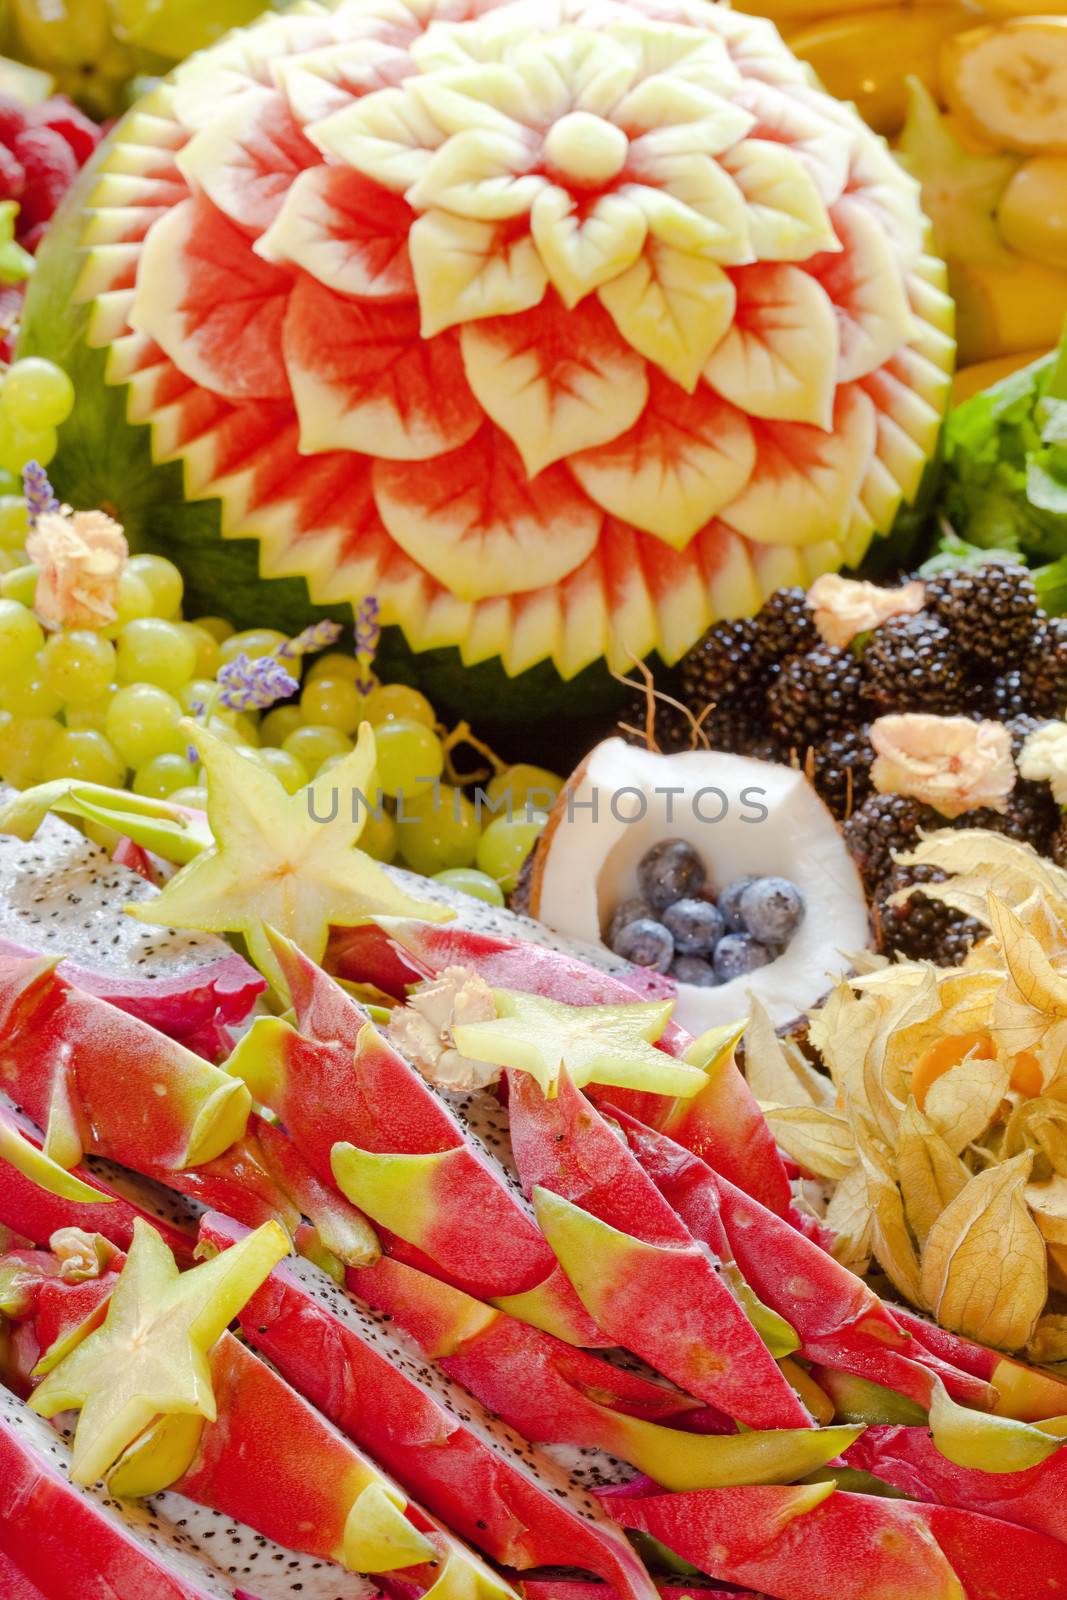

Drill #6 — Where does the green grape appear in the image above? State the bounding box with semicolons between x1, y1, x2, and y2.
0;420;57;475
257;746;309;795
177;622;221;679
126;552;184;619
374;719;444;799
64;693;114;734
116;618;198;692
0;661;62;719
398;785;478;876
433;867;506;907
102;570;155;636
177;678;217;716
40;630;116;705
260;705;305;748
306;651;361;685
219;628;289;667
364;682;436;729
0;495;29;552
0;564;39;608
485;764;564;818
0;551;25;576
0;598;43;674
42;729;125;788
170;785;209;810
105;683;185;768
476;810;548;894
0;358;75;431
192;615;235;644
300;674;363;736
0;714;59;788
133;752;198;799
358;804;397;864
209;708;259;746
283;723;352;772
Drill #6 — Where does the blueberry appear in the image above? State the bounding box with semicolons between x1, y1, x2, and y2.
713;933;776;982
738;877;805;946
662;897;725;956
637;839;706;912
719;876;757;931
607;895;653;946
670;954;720;987
612;916;675;973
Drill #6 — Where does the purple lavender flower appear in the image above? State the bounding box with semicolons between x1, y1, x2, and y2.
278;619;344;660
216;652;299;713
23;462;60;528
354;595;381;696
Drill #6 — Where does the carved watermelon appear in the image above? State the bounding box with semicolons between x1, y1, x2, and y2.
23;0;953;717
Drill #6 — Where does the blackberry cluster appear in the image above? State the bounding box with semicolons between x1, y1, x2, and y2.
925;564;1038;673
842;794;933;894
807;727;875;818
768;647;865;750
863;615;964;713
878;864;983;966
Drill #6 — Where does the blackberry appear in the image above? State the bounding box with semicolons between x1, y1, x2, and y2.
924;562;1039;671
753;586;818;663
679;616;775;710
843;792;935;893
808;727;874;820
862;614;965;713
618;689;765;757
967;786;1059;855
767;646;865;751
1017;617;1067;717
988;669;1029;721
878;862;982;966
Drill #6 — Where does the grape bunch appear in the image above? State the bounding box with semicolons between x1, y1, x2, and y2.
0;461;560;905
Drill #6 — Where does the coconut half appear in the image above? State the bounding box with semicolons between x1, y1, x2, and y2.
526;739;869;1032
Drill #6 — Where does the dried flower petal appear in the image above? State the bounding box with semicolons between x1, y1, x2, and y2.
896;1097;970;1245
25;508;128;629
761;1103;857;1181
808;573;925;648
1019;721;1067;807
871;713;1015;818
744;997;834;1108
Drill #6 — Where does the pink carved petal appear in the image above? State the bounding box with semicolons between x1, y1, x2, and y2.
259;165;415;299
178;88;320;237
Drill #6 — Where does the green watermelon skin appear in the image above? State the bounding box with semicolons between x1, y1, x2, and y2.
24;163;628;726
22;0;955;721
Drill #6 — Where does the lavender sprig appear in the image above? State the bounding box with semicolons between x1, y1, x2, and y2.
278;619;344;660
23;462;60;528
216;652;299;713
354;595;381;696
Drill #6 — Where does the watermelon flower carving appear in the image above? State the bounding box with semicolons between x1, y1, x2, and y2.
73;0;953;678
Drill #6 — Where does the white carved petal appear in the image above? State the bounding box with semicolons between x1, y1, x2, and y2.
407;127;545;220
703;263;838;427
410;66;535;135
410;20;526;71
256;164;415;300
410;211;548;335
732;79;852;206
530;185;647;307
625;165;753;265
719;384;877;546
599;240;735;390
812;198;916;382
718;138;839;262
274;40;413;124
616;76;753;153
508;30;637;120
604;17;738;96
310;85;446;192
570;375;756;547
459;295;647;475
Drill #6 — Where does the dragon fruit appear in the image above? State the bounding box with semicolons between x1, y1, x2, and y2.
0;800;264;1059
25;0;952;718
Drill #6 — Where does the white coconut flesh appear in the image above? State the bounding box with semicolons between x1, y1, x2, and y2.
529;740;869;1032
0;1386;377;1600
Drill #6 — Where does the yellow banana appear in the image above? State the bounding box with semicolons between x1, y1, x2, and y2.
950;255;1067;364
940;18;1067;154
789;5;973;133
998;157;1067;271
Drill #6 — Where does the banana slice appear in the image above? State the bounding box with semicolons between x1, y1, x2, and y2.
940;18;1067;154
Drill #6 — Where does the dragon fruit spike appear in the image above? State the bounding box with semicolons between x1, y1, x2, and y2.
0;1382;377;1600
253;1115;380;1270
0;1098;118;1208
505;1067;809;1428
200;1212;661;1600
353;1251;862;1491
0;950;251;1174
231;931;606;1345
341;917;791;1216
888;1303;1067;1423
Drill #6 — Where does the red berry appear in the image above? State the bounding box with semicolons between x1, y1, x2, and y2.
32;97;100;166
0;141;25;202
0;95;28;149
11;125;77;233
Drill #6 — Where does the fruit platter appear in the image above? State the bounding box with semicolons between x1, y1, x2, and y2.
5;0;1067;1597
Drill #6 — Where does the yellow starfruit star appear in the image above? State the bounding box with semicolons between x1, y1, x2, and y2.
451;988;708;1099
30;1217;290;1487
126;720;450;993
